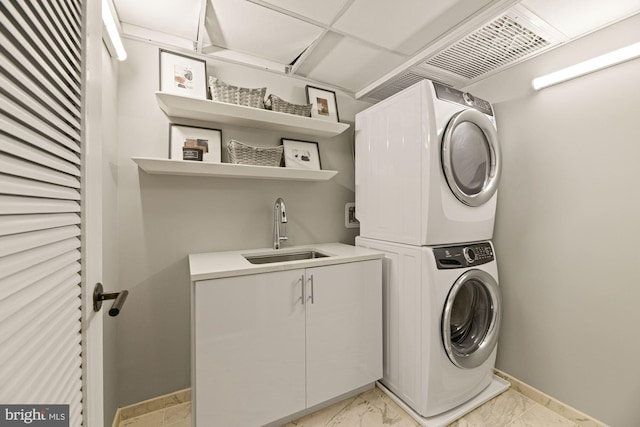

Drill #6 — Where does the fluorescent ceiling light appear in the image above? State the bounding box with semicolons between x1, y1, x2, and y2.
102;0;127;61
532;42;640;90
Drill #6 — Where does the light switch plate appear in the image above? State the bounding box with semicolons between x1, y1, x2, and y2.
345;202;359;228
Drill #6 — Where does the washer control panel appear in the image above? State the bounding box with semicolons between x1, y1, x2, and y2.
433;82;493;117
433;242;494;269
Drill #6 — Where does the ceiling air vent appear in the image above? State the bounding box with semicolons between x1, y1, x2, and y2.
357;5;567;101
424;14;551;80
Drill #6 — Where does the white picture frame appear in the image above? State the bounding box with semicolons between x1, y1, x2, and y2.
282;139;321;170
159;49;207;99
169;124;222;162
305;85;339;122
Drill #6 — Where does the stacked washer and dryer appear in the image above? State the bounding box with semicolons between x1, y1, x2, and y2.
355;80;509;426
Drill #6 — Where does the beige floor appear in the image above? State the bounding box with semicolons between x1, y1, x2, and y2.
116;384;583;427
282;386;580;427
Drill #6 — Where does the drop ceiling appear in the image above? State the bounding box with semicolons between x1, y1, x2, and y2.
112;0;640;101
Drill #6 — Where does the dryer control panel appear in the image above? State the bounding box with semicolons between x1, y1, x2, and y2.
433;82;494;117
433;242;494;269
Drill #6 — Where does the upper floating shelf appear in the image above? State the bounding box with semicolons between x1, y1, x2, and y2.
155;92;350;138
132;157;338;182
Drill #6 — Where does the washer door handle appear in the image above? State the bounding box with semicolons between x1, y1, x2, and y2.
441;269;501;369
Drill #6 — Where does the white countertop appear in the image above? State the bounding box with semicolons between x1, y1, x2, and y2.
189;242;384;281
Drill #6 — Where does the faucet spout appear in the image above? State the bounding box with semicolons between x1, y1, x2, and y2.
273;198;288;249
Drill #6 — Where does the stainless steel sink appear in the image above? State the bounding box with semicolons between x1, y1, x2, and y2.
244;250;330;265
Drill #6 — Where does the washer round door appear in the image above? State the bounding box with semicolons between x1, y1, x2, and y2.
441;109;501;207
442;269;501;369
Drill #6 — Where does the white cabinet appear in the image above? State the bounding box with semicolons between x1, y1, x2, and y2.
192;259;382;427
305;261;382;407
193;269;306;427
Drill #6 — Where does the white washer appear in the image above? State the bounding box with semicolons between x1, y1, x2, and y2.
355;79;501;246
356;237;507;425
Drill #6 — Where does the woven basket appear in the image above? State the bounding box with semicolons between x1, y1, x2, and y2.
265;94;312;117
227;140;283;167
209;77;266;109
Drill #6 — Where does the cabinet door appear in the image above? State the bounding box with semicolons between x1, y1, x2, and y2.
305;260;383;407
194;270;306;427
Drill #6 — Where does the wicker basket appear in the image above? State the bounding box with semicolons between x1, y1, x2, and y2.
209;77;266;109
265;94;312;117
227;140;283;167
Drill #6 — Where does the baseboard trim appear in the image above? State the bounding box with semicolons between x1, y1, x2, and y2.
494;369;608;427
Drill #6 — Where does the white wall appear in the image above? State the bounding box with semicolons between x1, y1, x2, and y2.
101;44;120;426
114;38;372;405
466;13;640;427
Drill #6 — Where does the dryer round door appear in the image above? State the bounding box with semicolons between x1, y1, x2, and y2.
441;109;501;207
442;269;501;369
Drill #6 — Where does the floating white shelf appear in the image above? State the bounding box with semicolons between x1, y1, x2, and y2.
132;157;338;182
155;92;350;138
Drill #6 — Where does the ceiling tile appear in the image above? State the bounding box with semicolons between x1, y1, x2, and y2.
114;0;201;41
521;0;640;38
297;32;407;93
258;0;349;25
206;0;324;64
333;0;468;55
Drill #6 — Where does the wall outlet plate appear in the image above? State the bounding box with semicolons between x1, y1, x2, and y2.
345;202;359;228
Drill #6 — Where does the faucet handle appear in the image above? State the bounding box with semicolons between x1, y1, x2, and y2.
276;197;287;222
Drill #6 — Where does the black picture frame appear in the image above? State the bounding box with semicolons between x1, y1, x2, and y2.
159;49;207;99
305;85;340;122
281;138;322;170
169;124;222;162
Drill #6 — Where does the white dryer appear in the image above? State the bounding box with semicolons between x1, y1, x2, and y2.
355;79;501;246
356;237;508;425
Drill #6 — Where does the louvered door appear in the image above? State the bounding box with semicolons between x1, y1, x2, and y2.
1;1;85;426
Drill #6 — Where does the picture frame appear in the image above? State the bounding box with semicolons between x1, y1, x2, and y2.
159;49;207;99
282;139;321;170
305;85;339;122
169;124;222;163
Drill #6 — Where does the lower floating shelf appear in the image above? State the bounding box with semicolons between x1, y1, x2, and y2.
132;157;338;182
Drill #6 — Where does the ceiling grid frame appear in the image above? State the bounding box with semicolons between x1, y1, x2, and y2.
244;0;411;66
112;0;640;100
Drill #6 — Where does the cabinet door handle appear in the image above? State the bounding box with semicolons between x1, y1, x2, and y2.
300;274;305;305
309;274;315;304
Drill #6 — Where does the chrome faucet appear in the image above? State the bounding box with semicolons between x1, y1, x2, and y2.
273;198;288;249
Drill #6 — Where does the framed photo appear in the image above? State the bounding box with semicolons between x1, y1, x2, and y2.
282;139;321;170
159;49;207;99
305;85;339;122
169;124;221;162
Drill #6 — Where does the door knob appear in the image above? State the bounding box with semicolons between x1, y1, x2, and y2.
93;282;129;317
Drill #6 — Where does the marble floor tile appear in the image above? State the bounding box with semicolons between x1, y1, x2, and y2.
119;410;164;427
507;405;580;427
283;387;420;427
116;378;599;427
449;389;537;427
494;370;605;427
164;402;191;426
